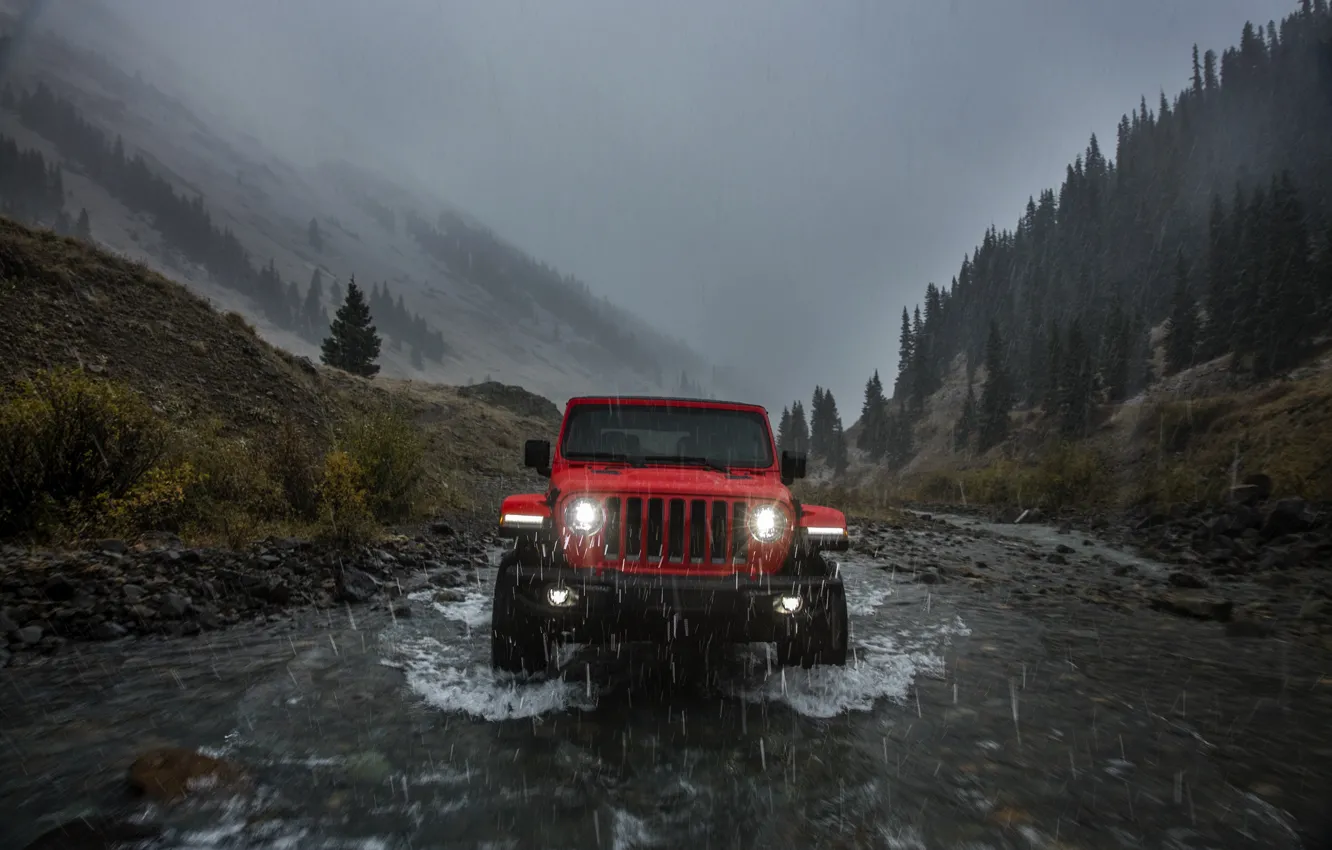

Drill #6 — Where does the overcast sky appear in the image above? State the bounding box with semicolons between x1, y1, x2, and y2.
96;0;1291;417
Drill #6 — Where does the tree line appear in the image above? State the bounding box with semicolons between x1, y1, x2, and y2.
3;81;450;365
776;386;849;475
853;5;1332;467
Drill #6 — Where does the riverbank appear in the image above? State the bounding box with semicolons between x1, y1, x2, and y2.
853;501;1332;648
0;515;498;667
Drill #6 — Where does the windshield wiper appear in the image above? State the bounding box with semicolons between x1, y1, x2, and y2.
643;455;732;474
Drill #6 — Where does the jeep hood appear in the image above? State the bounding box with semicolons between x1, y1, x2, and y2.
552;466;789;502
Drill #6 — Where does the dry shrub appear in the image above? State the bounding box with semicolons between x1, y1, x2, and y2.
338;408;425;523
0;368;166;539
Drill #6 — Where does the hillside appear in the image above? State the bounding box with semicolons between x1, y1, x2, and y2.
832;5;1332;513
0;0;743;408
0;216;560;538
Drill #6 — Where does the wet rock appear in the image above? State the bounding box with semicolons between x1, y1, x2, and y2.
426;566;466;588
1046;554;1068;565
391;600;413;618
1150;591;1233;622
19;817;163;850
42;575;76;602
1167;571;1209;589
93;621;128;640
0;608;17;635
1054;544;1075;554
95;538;128;554
128;747;248;802
122;584;145;602
1261;499;1315;540
335;566;380;603
432;588;467;603
158;593;189;619
16;624;42;644
430;521;457;537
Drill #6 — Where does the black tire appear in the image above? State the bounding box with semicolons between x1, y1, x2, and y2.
491;551;549;675
775;581;849;668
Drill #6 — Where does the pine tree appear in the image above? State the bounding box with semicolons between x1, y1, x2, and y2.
830;420;849;476
810;386;829;458
776;406;792;453
303;268;326;339
1164;250;1198;375
788;401;810;454
320;277;382;377
1059;319;1094;438
978;322;1012;451
1044;320;1062;412
894;307;913;408
74;207;91;241
857;370;888;459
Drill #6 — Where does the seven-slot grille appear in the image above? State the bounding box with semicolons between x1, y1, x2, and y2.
599;496;754;565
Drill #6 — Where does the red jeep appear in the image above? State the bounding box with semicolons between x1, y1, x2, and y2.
492;395;851;675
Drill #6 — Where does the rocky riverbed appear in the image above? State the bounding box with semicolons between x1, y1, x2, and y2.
899;492;1332;646
0;519;497;667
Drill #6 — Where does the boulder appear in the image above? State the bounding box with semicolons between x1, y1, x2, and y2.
128;747;248;802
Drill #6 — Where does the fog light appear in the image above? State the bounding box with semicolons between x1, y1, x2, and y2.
546;585;578;608
774;594;803;614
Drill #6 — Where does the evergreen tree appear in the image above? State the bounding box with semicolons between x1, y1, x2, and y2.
410;345;425;371
303;268;326;339
320;277;382;377
894;307;913;408
829;420;849;476
857;370;888;459
788;401;810;454
1164;250;1199;375
810;386;829;458
74;207;91;241
978;322;1012;451
1059;319;1094;438
1044;320;1062;411
776;406;792;453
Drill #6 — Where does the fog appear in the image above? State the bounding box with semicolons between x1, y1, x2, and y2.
94;0;1289;415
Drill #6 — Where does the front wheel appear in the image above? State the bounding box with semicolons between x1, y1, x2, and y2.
491;555;549;674
775;581;848;668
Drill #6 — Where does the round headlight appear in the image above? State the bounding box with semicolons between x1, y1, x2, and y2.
748;503;787;542
563;496;604;535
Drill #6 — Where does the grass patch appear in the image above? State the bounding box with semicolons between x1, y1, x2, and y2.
0;368;441;546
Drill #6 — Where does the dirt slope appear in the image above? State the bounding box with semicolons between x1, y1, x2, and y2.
0;217;560;493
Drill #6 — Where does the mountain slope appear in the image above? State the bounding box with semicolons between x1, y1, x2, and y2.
0;1;741;407
0;214;559;503
842;6;1332;508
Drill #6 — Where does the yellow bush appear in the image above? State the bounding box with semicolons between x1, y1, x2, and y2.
317;449;375;544
106;461;202;532
338;408;425;523
0;368;167;539
1027;442;1109;511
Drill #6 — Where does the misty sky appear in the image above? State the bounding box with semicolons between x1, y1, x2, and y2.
103;0;1291;416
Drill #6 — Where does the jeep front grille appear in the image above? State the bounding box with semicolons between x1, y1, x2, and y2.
599;497;750;565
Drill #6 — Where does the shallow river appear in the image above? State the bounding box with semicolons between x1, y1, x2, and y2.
1;520;1327;849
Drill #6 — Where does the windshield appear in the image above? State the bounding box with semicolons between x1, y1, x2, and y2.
560;403;773;468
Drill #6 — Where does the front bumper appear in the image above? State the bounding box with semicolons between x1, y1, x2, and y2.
502;565;843;644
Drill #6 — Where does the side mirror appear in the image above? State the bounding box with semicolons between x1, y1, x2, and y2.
523;439;551;476
780;450;806;485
